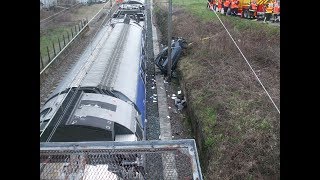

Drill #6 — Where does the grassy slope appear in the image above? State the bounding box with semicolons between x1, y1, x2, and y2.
167;0;280;179
173;0;279;35
70;3;106;21
40;3;105;63
40;27;72;59
173;0;215;21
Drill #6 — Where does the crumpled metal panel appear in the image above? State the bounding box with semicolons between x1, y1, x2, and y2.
69;93;139;134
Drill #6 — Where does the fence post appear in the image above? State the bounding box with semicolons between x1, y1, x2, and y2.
58;38;61;51
63;34;66;46
75;25;77;34
40;52;44;69
167;0;173;81
52;42;56;57
80;20;83;28
47;46;51;62
71;28;74;37
78;24;81;31
67;31;70;42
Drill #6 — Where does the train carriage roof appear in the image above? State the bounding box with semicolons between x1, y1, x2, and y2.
123;0;145;5
40;92;143;142
48;20;144;104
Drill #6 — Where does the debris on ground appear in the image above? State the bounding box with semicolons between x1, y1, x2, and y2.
174;92;187;111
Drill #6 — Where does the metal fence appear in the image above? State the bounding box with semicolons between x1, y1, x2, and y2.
40;19;88;72
40;139;203;180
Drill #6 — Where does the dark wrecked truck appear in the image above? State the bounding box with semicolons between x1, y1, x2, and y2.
155;37;187;75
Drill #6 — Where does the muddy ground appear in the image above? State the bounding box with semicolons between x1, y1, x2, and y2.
40;3;106;32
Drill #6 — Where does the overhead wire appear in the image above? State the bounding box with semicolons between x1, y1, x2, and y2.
211;9;280;114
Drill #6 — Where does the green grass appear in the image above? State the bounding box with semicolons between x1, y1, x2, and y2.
228;93;273;133
178;58;220;149
226;16;279;35
40;26;73;58
169;0;279;177
173;0;279;35
173;0;216;21
199;107;220;148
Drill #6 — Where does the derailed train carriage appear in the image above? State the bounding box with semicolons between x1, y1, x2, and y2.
40;16;146;143
40;1;149;178
40;10;148;180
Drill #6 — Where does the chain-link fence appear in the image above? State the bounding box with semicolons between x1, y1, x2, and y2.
40;139;203;180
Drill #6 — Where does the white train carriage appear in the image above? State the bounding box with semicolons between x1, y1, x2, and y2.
113;0;146;22
40;17;146;143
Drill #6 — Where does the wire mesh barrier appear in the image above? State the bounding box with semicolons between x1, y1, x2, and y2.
40;139;203;180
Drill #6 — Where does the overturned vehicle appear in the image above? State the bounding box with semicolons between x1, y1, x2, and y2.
155;37;187;75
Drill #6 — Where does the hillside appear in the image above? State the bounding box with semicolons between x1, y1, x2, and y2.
154;0;280;179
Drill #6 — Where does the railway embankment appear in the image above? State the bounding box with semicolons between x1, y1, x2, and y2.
153;0;280;178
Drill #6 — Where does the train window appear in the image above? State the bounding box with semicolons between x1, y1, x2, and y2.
40;108;52;119
135;117;143;140
142;47;145;56
140;53;146;73
141;61;146;73
40;119;50;130
140;71;145;84
81;87;100;93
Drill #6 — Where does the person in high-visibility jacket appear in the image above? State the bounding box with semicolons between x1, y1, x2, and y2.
207;0;215;10
207;0;211;9
223;0;231;15
273;0;280;22
249;0;257;19
230;0;239;16
211;0;217;11
217;0;223;13
264;2;274;22
116;0;123;4
214;0;218;11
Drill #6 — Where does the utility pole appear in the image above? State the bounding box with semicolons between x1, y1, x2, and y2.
167;0;173;82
